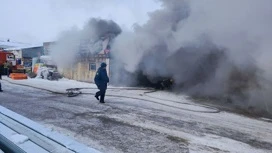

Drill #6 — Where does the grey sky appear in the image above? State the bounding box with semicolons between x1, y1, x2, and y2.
0;0;160;44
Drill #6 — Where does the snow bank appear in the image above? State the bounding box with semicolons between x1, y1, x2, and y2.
2;76;97;93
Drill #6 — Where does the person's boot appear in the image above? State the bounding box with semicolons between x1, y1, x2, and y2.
95;91;100;101
0;89;3;92
95;95;99;100
100;94;105;103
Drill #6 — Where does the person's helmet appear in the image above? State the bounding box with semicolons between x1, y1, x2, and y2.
101;62;107;68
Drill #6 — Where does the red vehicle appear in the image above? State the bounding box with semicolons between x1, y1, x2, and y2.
0;51;25;73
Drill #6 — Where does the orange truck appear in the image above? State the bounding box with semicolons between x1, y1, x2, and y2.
0;51;25;74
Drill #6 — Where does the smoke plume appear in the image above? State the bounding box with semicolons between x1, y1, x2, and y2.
50;18;121;69
111;0;272;114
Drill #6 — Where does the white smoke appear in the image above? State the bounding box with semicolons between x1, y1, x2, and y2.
111;0;272;113
50;26;81;69
50;18;121;70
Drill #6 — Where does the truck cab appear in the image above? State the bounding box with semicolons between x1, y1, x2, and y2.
0;52;15;66
0;51;25;74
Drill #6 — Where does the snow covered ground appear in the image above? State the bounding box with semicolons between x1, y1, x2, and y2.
1;76;272;153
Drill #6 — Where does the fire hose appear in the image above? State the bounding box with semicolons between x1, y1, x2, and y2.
2;79;220;113
66;88;220;113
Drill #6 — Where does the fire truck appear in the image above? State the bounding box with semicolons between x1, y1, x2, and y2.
0;51;25;74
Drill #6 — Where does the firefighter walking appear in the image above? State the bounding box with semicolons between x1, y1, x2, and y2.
94;62;109;103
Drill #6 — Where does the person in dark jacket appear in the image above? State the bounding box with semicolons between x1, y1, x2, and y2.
0;65;3;92
94;62;109;103
7;61;12;77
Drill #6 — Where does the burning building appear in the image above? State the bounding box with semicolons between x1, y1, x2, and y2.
109;0;272;115
61;36;111;82
50;18;121;82
48;1;272;116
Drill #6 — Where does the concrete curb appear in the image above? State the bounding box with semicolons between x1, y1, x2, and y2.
0;106;101;153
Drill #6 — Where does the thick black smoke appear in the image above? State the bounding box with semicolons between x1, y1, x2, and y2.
111;0;272;115
82;18;121;41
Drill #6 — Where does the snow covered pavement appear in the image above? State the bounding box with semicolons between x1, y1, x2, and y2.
1;76;272;153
